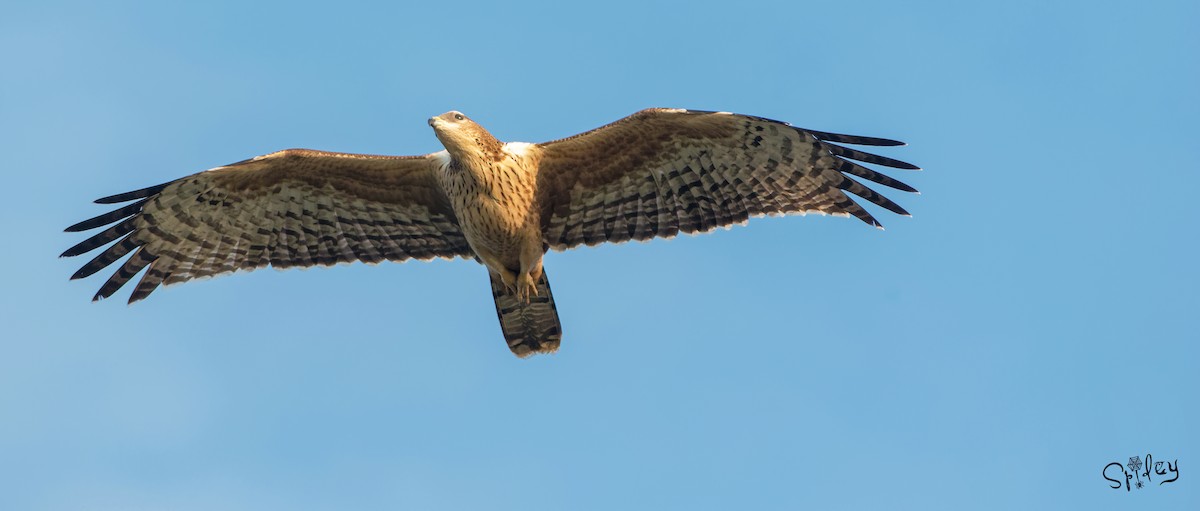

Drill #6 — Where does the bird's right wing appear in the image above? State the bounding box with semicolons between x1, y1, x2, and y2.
63;149;472;303
534;108;919;250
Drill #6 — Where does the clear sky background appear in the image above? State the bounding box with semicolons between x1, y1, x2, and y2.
1;1;1196;509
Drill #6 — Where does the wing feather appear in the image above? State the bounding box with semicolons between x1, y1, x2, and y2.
796;129;906;147
71;234;137;280
61;216;137;257
65;199;152;232
63;149;470;303
823;142;920;170
535;109;919;249
93;181;173;204
835;175;911;217
835;159;918;193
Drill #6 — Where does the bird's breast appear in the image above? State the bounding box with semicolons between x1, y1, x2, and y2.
440;158;539;255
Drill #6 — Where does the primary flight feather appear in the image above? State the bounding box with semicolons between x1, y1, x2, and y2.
63;108;920;357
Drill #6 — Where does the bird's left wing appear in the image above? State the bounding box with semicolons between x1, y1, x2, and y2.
534;108;920;250
63;149;471;303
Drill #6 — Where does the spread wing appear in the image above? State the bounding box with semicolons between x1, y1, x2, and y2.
63;149;471;303
535;108;919;250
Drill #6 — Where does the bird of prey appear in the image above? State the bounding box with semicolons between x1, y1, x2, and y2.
63;108;919;357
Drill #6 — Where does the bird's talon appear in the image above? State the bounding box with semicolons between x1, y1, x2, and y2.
516;273;537;303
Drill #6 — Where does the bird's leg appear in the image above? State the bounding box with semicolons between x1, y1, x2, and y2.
496;267;519;295
478;248;520;294
528;256;544;282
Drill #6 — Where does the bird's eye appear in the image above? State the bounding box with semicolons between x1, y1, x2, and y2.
454;114;464;121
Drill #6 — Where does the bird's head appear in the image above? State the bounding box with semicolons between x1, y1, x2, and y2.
428;110;469;130
429;111;502;159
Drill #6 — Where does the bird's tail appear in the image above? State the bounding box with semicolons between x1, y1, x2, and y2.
489;270;562;357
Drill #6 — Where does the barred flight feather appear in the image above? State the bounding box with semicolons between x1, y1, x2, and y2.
63;150;472;303
536;108;919;249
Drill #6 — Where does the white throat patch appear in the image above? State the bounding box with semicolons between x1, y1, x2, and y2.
502;142;535;158
430;150;451;169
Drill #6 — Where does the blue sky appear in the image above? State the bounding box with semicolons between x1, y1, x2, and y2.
1;0;1196;509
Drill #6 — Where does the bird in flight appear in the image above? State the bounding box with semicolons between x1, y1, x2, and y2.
63;108;919;357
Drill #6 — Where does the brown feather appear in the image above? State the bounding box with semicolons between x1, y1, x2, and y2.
535;108;918;249
63;150;472;303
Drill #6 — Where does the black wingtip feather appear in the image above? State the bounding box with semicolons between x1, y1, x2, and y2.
838;176;911;217
65;198;150;232
94;181;173;204
60;217;137;258
93;248;155;301
823;143;921;170
803;128;906;147
70;235;138;280
847;207;883;229
837;160;919;193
